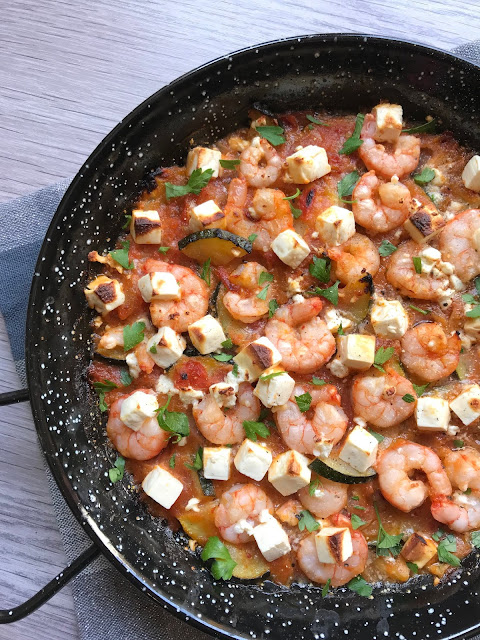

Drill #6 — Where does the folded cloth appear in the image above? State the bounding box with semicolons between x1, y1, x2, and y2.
0;40;478;640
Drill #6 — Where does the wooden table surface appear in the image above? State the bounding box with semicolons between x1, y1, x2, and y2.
1;1;479;638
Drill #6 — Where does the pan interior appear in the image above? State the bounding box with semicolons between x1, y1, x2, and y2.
27;34;480;640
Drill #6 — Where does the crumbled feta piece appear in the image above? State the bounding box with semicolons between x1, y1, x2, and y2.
185;498;200;512
450;274;466;292
142;466;183;509
462;155;480;192
327;357;349;379
254;367;295;408
353;416;367;429
155;374;177;395
312;442;334;458
178;387;204;405
401;533;437;568
337;334;376;370
137;272;180;303
189;200;225;231
252;513;291;561
370;298;408;339
203;447;231;480
271;229;310;269
84;275;125;314
450;385;480;426
126;352;141;379
287;275;304;296
147;327;186;369
438;261;455;276
415;397;450;432
188;314;226;354
233;518;255;536
404;200;445;243
209;381;237;409
372;103;403;143
339;425;378;472
315;206;356;247
268;450;311;496
186;146;221;178
431;168;445;187
233;337;282;382
323;308;353;334
234;439;272;481
465;316;480;340
315;527;353;564
130;209;163;244
119;391;158;431
285;145;331;184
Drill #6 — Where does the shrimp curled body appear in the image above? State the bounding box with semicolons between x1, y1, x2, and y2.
376;441;452;512
439;209;480;282
386;241;449;300
239;137;283;188
297;477;348;518
400;322;461;382
352;171;412;233
328;233;380;284
431;492;480;533
223;262;270;323
215;484;273;543
192;382;260;445
107;390;169;461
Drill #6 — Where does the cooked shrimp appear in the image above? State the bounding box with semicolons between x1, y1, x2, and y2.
328;233;380;284
239;136;283;187
192;382;260;445
146;260;209;333
386;241;449;300
215;484;273;543
297;524;368;586
444;447;480;493
352;367;417;428
265;297;335;373
298;477;348;518
276;499;303;527
224;178;292;250
352;171;411;233
223;262;270;323
376;441;452;512
359;113;420;179
439;209;480;282
400;322;461;382
431;491;480;533
273;384;348;455
107;391;169;461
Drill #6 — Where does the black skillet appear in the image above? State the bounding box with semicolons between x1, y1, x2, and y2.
2;33;480;640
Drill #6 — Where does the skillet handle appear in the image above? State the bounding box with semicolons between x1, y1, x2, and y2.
0;389;100;622
0;544;100;623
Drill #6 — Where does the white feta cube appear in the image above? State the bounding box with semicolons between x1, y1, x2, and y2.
323;308;353;335
372;103;403;143
339;425;378;472
371;298;409;339
120;391;159;431
209;382;237;409
462;155;480;192
189;200;225;231
147;327;186;369
233;337;282;382
327;357;350;379
186;146;222;177
137;272;181;303
130;210;162;244
254;367;295;408
178;387;204;405
126;352;141;379
203;447;231;481
252;513;291;562
234;439;272;481
188;314;226;354
337;334;376;371
84;275;125;314
315;527;353;564
315;206;356;247
271;229;310;268
450;385;480;425
401;532;438;569
142;466;183;509
286;145;331;184
268;450;311;496
415;396;450;432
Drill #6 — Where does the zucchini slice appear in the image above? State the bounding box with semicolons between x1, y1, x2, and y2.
309;457;377;485
178;229;252;266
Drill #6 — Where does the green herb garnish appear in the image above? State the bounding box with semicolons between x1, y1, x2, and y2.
165;168;214;199
309;256;331;284
243;420;270;442
123;321;146;352
339;114;365;155
373;346;395;373
109;240;134;269
268;299;278;318
402;393;415;403
298;510;320;532
295;392;312;413
347;576;372;597
378;240;398;257
157;395;190;442
201;536;237;580
337;170;360;203
109;456;125;483
219;158;240;169
412;256;422;274
200;257;211;287
414;167;435;186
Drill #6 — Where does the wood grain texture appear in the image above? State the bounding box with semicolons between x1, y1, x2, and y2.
0;1;478;638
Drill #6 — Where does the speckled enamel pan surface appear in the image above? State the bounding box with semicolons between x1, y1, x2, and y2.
26;34;480;640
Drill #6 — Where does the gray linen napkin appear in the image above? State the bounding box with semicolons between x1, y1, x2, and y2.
0;40;479;640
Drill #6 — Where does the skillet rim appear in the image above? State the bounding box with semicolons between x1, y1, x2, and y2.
25;32;480;640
